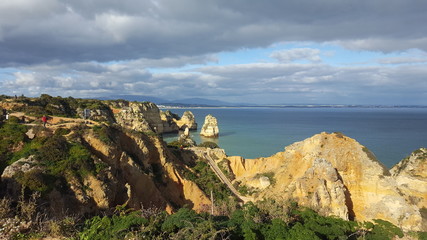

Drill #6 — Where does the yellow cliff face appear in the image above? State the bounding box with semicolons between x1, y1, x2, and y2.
226;132;425;231
391;148;427;223
82;129;211;213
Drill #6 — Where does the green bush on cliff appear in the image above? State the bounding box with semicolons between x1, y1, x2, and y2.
92;124;114;145
35;135;95;182
182;160;233;203
15;169;55;194
198;141;219;149
0;120;29;172
14;198;421;239
79;212;149;240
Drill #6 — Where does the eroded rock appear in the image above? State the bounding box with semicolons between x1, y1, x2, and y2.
200;114;219;138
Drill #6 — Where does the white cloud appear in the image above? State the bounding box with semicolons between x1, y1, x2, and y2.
1;0;427;105
270;48;322;63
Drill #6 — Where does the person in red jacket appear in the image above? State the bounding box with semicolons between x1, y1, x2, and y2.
42;115;47;128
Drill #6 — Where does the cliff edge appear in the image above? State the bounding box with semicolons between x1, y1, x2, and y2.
225;132;425;231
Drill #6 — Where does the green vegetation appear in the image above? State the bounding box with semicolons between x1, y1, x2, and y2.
74;202;419;240
167;140;191;149
218;159;235;181
92;124;114;145
37;135;95;180
198;141;220;149
0;119;29;172
10;94;111;118
182;160;234;203
255;171;276;185
79;212;149;240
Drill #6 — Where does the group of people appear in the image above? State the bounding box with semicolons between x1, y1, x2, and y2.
1;108;48;128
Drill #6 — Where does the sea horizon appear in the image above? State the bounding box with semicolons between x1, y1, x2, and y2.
163;107;427;169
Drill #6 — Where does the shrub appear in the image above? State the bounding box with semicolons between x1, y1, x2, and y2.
181;160;233;202
79;212;148;240
198;141;219;149
161;208;199;233
0;120;29;172
364;219;404;240
15;169;55;193
255;171;276;185
92;124;114;145
54;127;71;136
167;140;191;149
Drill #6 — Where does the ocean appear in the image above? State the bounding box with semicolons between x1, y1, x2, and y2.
162;107;427;168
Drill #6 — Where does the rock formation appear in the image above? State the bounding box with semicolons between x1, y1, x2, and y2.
115;102;164;133
177;127;196;147
391;148;427;213
174;111;197;130
1;125;212;216
224;132;425;231
200;114;219;138
160;110;180;132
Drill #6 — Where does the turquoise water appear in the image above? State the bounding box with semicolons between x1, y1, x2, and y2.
162;107;427;168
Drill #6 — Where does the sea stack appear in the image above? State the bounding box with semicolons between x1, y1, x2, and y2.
200;114;219;138
175;111;197;130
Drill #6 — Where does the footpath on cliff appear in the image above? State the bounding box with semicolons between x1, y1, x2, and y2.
203;149;253;203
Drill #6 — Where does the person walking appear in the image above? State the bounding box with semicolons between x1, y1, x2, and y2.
42;115;47;128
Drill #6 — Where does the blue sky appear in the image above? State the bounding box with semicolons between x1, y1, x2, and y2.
1;0;427;105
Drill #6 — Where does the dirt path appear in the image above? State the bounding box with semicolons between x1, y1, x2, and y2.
9;112;98;130
204;150;253;203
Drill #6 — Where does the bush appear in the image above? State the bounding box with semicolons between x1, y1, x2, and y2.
0;120;28;172
161;208;199;233
54;127;71;136
181;160;233;203
92;125;114;145
364;219;404;240
79;212;148;240
167;140;191;149
15;169;54;193
198;141;219;149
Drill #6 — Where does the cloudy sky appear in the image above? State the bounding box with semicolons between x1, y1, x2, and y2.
1;0;427;105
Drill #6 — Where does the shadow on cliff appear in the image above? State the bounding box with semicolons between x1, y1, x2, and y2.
337;173;356;221
81;126;202;212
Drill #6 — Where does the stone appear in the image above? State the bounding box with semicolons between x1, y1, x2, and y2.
200;114;219;138
25;128;35;139
175;111;197;130
115;102;164;133
391;148;427;211
226;132;425;231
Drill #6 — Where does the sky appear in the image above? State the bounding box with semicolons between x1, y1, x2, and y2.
1;0;427;105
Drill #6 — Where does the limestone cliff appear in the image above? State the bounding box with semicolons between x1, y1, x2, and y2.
160;110;180;132
391;148;427;212
1;125;211;217
174;111;197;130
115;102;164;133
200;114;219;138
225;132;425;231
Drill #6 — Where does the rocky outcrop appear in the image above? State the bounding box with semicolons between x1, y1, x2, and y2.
77;108;115;123
225;132;425;231
82;129;211;212
1;126;212;217
115;103;196;134
200;114;219;138
174;111;197;130
289;158;348;219
177;127;196;147
115;102;164;133
160;110;179;132
391;148;427;211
